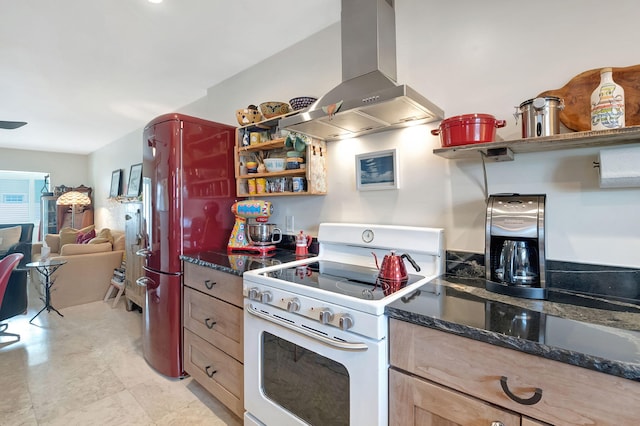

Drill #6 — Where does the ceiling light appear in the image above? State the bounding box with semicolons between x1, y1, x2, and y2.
148;0;162;3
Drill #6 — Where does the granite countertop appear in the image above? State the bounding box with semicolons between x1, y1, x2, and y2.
386;275;640;381
182;248;640;381
181;249;307;276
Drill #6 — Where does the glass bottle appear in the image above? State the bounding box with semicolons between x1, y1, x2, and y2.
591;67;625;130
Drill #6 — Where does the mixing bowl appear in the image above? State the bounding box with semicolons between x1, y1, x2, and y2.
247;223;282;246
263;158;285;172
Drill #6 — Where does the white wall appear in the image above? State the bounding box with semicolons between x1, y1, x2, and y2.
85;0;639;269
0;148;89;188
89;128;143;232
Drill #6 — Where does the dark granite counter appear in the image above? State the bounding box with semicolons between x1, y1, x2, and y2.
181;249;304;276
183;247;640;381
386;275;640;381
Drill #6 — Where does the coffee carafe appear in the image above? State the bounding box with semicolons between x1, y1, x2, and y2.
497;240;538;285
485;194;547;299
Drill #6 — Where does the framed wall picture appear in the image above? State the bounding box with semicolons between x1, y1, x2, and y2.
126;163;143;197
356;149;399;191
109;169;122;198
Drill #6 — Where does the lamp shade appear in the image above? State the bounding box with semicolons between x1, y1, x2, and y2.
56;191;91;206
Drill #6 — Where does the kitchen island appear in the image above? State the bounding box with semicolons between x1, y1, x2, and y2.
386;275;640;425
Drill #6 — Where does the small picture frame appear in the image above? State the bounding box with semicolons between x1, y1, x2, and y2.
109;169;122;198
356;149;399;191
126;163;143;197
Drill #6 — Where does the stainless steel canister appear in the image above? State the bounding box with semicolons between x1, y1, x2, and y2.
514;96;564;138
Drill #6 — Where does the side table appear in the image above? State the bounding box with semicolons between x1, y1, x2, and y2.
27;259;67;323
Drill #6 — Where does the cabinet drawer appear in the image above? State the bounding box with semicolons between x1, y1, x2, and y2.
183;262;242;307
390;319;640;425
183;286;243;362
389;368;520;426
184;329;243;419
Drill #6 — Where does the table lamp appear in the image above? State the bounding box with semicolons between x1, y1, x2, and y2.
56;191;91;229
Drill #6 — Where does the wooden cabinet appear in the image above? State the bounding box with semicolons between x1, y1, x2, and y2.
234;114;327;197
39;195;58;240
389;319;640;425
123;202;144;310
54;184;93;230
389;369;520;426
182;262;244;418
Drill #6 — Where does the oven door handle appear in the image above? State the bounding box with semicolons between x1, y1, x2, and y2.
246;304;369;351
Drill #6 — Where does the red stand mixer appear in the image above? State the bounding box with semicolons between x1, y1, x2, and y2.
227;200;282;256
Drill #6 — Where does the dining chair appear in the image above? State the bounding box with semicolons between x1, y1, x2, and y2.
0;253;25;341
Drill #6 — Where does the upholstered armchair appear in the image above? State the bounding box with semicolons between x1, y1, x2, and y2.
0;224;34;322
31;227;124;309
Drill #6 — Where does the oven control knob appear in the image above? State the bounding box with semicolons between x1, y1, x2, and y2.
287;298;301;313
318;308;334;324
339;314;354;330
247;287;260;301
260;291;272;304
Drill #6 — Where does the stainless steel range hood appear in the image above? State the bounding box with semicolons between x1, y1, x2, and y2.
280;0;444;141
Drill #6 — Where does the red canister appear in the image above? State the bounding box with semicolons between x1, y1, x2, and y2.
431;113;506;147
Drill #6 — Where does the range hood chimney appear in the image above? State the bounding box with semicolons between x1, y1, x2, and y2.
280;0;444;140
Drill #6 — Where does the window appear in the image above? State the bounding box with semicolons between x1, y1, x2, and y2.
2;194;25;203
0;170;50;241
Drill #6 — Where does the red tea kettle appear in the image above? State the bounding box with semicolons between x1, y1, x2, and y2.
295;231;312;257
372;251;421;295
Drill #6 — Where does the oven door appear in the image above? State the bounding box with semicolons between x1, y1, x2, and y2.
244;300;388;426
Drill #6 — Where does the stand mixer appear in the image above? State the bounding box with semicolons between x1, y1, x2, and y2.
227;200;282;256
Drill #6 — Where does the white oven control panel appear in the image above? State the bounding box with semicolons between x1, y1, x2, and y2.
243;283;387;341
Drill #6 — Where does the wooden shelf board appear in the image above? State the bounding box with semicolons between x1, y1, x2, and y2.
237;138;286;152
433;125;640;160
237;191;325;197
238;169;306;179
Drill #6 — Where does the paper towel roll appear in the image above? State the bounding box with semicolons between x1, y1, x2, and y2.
597;145;640;188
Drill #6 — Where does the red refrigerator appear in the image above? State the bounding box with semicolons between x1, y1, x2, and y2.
138;113;236;378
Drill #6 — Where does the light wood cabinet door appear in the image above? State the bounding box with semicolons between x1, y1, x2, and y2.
184;329;243;418
390;369;520;426
183;286;243;362
390;319;640;425
183;262;243;307
522;417;550;426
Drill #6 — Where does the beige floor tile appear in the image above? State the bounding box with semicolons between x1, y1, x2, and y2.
1;285;241;425
128;375;200;422
0;407;38;426
39;390;154;426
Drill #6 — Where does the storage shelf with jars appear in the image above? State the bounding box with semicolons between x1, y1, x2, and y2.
234;115;327;197
432;125;640;161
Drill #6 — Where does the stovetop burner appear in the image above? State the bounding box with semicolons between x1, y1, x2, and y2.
259;260;426;301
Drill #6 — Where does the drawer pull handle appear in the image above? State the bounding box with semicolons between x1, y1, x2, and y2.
205;366;217;377
491;422;505;426
204;318;216;329
500;376;542;405
204;279;216;289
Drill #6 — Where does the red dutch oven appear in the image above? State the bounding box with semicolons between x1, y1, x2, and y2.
431;114;506;147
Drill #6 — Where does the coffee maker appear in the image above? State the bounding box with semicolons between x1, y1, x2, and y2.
485;194;547;299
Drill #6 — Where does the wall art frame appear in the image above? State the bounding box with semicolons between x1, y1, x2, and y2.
109;169;122;198
126;163;143;197
355;149;399;191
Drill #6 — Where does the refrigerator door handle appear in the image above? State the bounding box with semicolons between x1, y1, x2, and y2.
136;276;160;291
136;248;152;257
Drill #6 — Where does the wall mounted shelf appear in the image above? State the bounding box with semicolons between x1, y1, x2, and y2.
433;125;640;161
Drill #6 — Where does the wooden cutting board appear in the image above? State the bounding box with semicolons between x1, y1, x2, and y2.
537;64;640;131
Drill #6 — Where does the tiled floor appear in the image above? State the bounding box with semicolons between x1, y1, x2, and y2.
0;281;242;426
